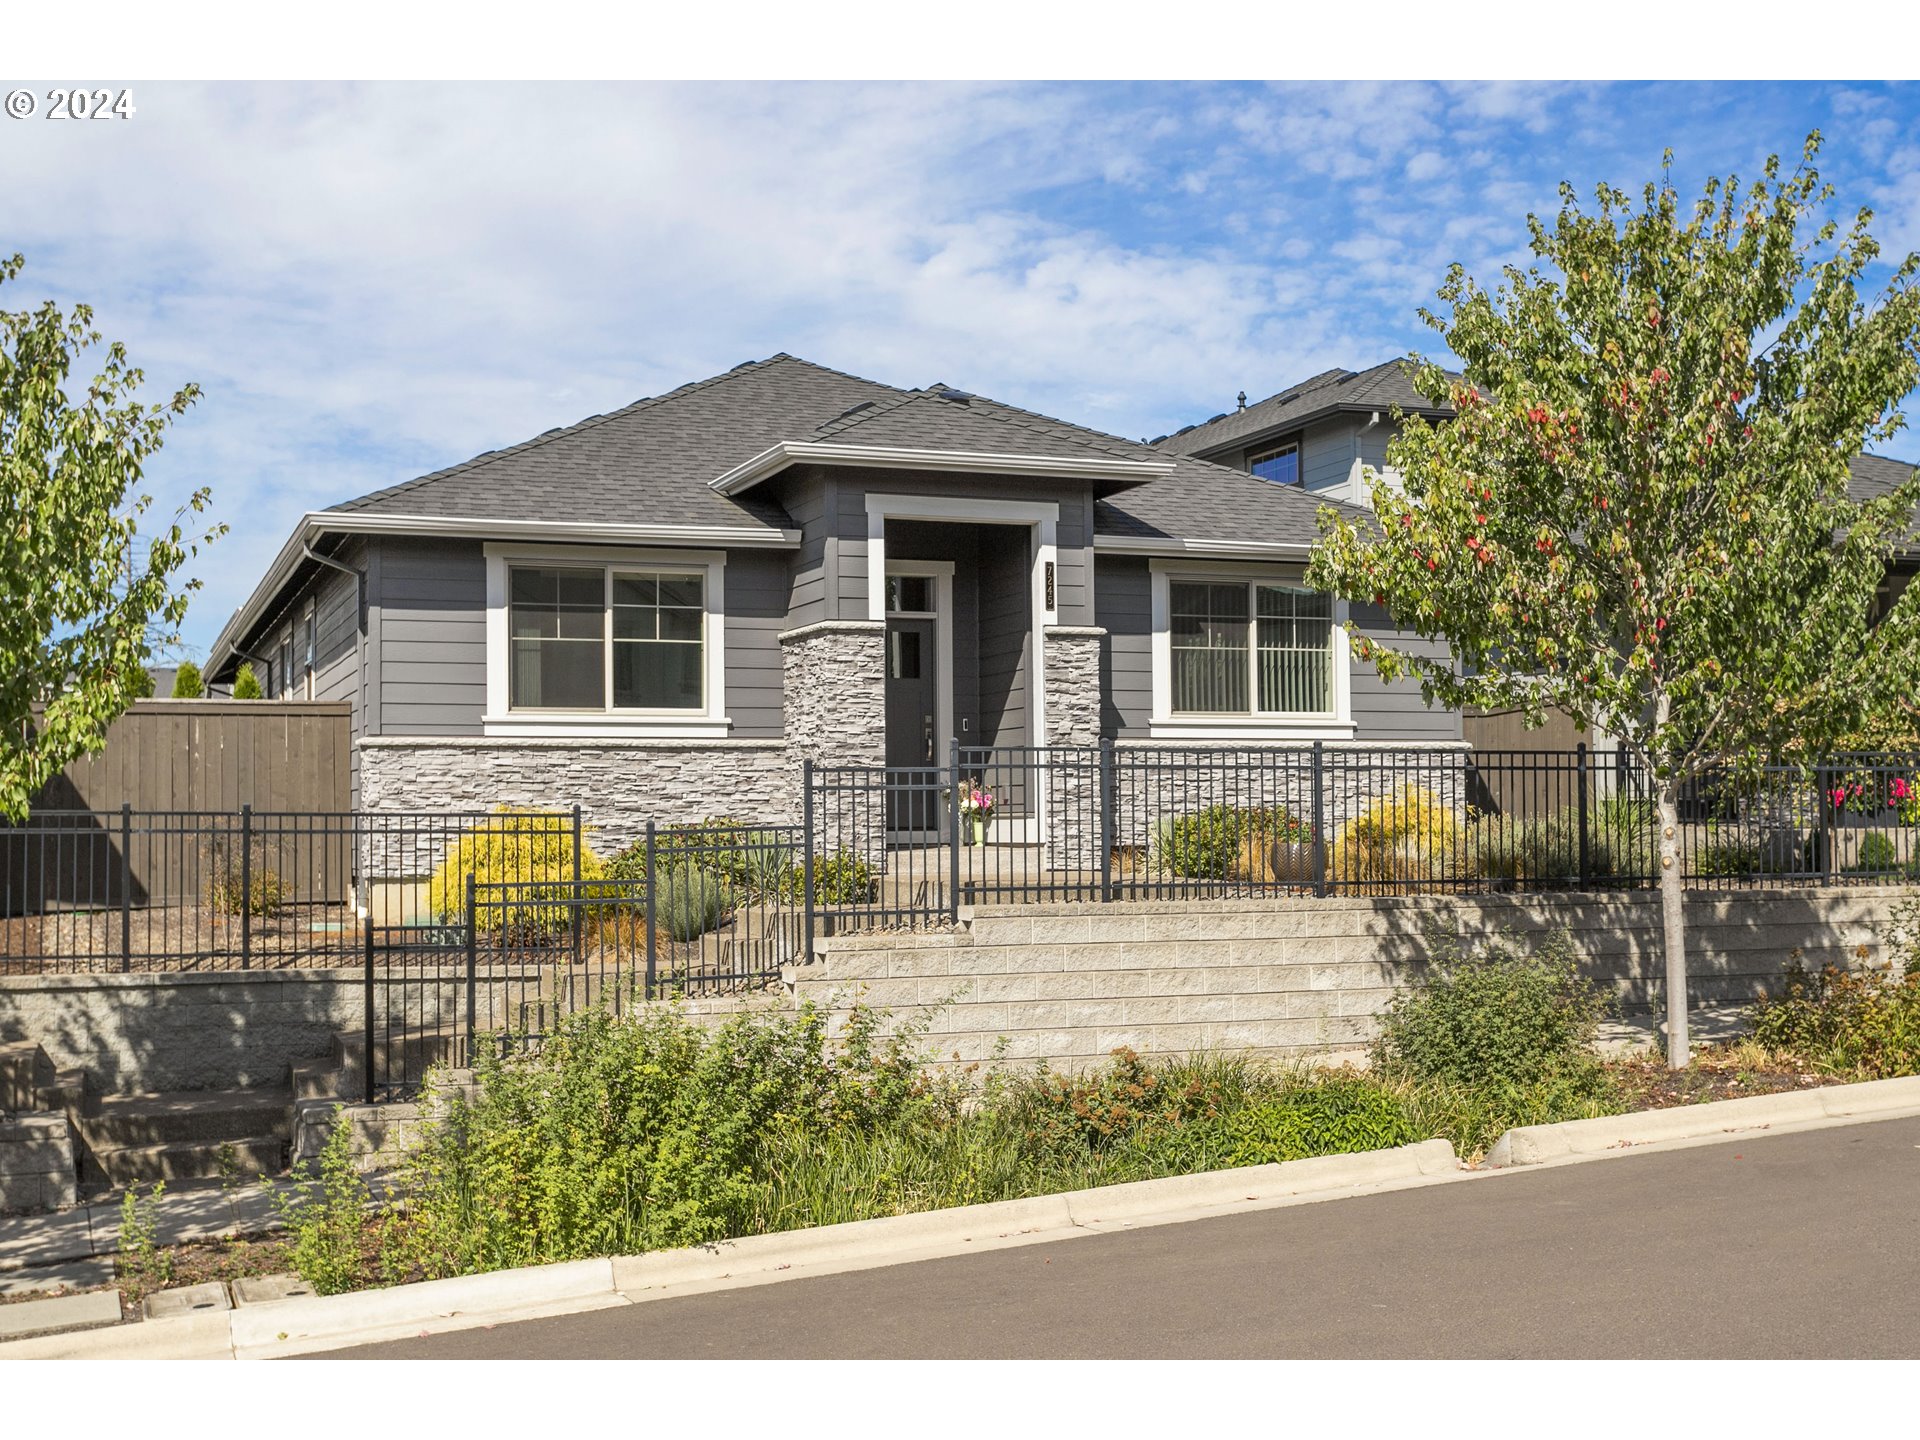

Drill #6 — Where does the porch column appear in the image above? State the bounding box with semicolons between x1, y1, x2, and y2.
1042;624;1106;873
780;620;887;864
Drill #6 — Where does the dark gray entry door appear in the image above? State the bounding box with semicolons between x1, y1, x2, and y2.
884;618;937;831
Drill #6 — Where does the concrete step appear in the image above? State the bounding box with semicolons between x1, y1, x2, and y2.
77;1088;292;1149
79;1134;285;1188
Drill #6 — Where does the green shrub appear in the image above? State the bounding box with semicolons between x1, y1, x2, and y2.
1472;796;1659;885
207;861;285;918
1746;962;1920;1080
783;851;878;905
230;663;263;699
269;1116;374;1295
1193;1074;1417;1165
657;863;732;941
427;808;605;935
608;819;795;897
1695;830;1763;878
1852;832;1900;874
1155;805;1309;880
1329;785;1469;890
170;660;205;698
1372;926;1611;1091
387;1000;941;1274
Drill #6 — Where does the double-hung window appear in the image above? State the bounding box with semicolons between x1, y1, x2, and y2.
1168;577;1333;716
508;564;708;712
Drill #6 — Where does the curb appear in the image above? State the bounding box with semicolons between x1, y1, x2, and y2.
0;1138;1460;1359
1483;1074;1920;1168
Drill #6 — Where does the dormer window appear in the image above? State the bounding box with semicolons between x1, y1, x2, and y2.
1249;443;1300;486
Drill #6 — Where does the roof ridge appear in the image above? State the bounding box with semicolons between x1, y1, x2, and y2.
331;353;905;514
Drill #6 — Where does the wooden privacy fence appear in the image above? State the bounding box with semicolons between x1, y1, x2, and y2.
4;700;352;923
29;699;351;814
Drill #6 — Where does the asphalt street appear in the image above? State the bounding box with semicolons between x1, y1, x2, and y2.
324;1114;1920;1359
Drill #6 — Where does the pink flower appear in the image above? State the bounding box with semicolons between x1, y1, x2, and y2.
1893;777;1910;802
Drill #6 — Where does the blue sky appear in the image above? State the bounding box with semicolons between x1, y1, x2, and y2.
5;80;1919;657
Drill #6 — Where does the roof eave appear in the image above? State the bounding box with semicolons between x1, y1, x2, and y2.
1093;534;1317;560
205;511;801;681
710;441;1175;496
1182;400;1455;461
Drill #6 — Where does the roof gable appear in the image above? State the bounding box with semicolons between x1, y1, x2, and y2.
1157;358;1457;458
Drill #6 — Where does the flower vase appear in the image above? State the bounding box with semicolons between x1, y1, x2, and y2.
970;814;988;847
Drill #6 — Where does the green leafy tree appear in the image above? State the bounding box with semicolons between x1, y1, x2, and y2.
128;666;155;699
169;659;205;698
0;255;221;819
230;663;263;700
1309;136;1920;1066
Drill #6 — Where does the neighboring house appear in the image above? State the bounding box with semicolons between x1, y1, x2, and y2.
1166;360;1920;756
204;353;1461;838
1152;359;1458;508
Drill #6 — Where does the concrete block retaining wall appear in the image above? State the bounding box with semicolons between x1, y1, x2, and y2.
794;886;1899;1070
0;1112;77;1212
0;969;509;1094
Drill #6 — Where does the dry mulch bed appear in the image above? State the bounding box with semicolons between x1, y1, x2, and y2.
1603;1046;1835;1110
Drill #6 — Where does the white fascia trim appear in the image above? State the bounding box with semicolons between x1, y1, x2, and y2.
1147;557;1353;738
711;441;1173;496
326;511;799;547
1095;535;1316;559
483;542;729;737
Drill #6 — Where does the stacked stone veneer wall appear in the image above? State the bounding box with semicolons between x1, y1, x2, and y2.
1042;626;1105;870
359;737;796;863
781;620;888;864
0;968;518;1093
793;886;1897;1070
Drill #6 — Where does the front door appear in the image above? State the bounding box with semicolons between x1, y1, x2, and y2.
884;617;938;831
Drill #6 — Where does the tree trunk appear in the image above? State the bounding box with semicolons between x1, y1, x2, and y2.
1656;782;1689;1068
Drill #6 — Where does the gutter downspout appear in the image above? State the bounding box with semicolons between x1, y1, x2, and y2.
302;540;370;816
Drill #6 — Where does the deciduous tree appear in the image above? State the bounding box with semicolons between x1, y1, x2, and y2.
1308;136;1920;1066
0;255;221;818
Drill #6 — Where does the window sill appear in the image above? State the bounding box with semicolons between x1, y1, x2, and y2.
1147;716;1357;741
481;713;734;740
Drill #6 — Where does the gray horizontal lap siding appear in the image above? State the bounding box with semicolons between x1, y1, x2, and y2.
808;467;1095;627
365;536;789;741
1095;554;1152;737
1348;602;1462;741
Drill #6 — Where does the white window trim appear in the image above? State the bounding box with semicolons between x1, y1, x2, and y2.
482;543;731;738
1148;558;1354;740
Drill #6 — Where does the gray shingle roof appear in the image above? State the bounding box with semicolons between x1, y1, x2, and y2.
1156;358;1458;457
1848;451;1918;503
316;350;1359;547
328;354;900;534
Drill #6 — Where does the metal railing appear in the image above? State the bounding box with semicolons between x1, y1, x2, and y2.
801;743;1920;929
359;824;804;1097
2;808;577;975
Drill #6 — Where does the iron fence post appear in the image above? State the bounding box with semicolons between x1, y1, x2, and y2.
644;821;659;999
949;739;962;924
119;803;132;972
1818;763;1834;885
362;911;375;1104
1577;742;1591;890
1311;741;1327;898
239;804;252;970
1098;739;1114;902
801;762;816;963
464;871;478;1062
571;804;583;971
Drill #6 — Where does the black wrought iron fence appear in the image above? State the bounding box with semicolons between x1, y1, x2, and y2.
359;826;804;1097
802;744;1920;927
1;808;577;975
